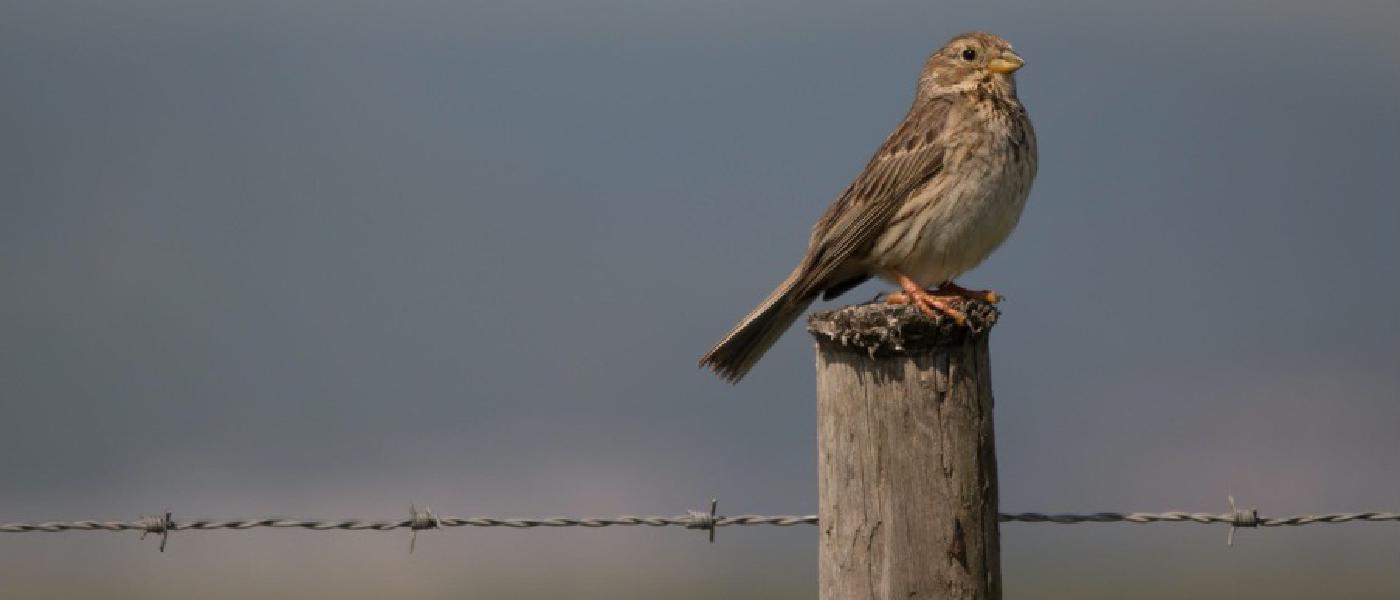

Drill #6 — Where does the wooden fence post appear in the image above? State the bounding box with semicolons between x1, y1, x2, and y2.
809;302;1001;600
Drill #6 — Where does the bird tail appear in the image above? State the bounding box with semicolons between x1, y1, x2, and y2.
700;267;815;383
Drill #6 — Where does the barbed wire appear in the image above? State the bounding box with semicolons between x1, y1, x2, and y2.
2;499;1395;552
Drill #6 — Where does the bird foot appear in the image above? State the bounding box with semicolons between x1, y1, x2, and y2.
885;289;968;325
933;281;1003;304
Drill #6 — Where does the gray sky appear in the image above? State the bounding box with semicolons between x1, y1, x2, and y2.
3;1;1398;598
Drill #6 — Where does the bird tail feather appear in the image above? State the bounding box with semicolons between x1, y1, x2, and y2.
699;267;815;383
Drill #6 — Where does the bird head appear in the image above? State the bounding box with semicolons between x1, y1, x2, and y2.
919;32;1025;97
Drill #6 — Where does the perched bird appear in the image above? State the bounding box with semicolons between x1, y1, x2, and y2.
700;32;1037;382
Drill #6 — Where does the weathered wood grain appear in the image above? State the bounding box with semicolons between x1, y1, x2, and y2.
810;302;1000;600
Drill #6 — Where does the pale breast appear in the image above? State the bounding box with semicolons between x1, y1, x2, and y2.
871;101;1037;287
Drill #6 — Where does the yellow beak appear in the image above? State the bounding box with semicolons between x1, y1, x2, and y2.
987;51;1025;74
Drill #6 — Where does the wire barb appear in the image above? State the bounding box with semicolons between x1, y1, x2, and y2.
685;499;719;543
408;505;440;553
1226;496;1258;546
138;511;173;552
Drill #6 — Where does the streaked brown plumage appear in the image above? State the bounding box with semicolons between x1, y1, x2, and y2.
700;32;1037;382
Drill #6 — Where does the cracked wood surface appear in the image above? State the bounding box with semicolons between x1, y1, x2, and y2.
811;302;1000;600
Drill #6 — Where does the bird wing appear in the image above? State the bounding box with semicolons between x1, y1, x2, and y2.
795;97;952;297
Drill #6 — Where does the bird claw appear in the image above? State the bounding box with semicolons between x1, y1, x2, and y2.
885;290;969;326
935;281;1003;304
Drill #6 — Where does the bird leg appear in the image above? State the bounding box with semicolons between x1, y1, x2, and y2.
933;280;1003;304
884;273;968;325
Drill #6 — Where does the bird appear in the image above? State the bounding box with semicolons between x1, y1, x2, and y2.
700;32;1037;383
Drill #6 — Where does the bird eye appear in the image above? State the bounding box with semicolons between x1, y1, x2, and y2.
961;48;977;61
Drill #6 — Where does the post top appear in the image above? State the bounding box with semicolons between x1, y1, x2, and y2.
807;301;998;355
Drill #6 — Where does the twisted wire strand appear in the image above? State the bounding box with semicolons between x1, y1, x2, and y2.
999;511;1400;526
3;512;1395;534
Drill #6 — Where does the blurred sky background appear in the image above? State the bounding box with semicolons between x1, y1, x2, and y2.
2;0;1398;598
